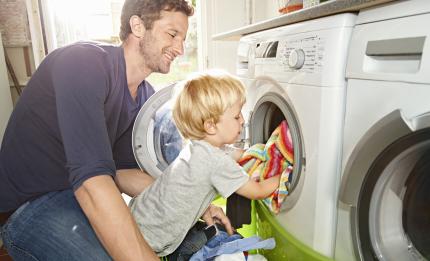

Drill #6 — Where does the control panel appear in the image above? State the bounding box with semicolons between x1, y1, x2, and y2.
254;35;325;74
280;35;325;73
238;12;356;86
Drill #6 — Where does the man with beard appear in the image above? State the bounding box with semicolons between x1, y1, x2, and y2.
0;0;233;260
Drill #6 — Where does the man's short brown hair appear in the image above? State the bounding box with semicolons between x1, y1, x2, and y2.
119;0;194;41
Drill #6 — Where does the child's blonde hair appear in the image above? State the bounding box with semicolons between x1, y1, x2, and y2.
172;70;246;140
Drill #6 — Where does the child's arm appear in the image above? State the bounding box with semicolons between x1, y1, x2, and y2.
235;175;281;200
224;145;245;162
230;147;245;162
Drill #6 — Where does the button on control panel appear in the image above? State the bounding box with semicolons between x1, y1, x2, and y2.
288;49;305;69
279;35;325;73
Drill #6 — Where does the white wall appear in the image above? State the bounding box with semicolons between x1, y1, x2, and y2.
0;34;14;146
252;0;279;23
198;0;280;74
198;0;248;74
26;0;46;68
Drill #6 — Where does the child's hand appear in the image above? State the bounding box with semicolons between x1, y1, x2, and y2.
201;204;235;235
231;147;245;162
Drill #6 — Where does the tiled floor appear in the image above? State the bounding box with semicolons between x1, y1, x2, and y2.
0;246;13;261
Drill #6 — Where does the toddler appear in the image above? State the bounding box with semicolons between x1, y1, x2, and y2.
130;70;281;260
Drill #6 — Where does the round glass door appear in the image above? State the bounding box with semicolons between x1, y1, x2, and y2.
247;79;305;212
132;84;183;178
358;128;430;260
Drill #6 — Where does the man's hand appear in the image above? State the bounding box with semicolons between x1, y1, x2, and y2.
75;175;159;260
201;204;234;235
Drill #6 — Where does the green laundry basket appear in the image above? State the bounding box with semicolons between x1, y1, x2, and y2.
255;200;333;261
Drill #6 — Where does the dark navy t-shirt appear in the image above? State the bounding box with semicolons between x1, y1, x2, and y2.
0;42;155;212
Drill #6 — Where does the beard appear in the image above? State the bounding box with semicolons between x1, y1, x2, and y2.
138;33;171;74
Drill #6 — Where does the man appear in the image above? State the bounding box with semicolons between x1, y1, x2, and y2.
0;0;233;260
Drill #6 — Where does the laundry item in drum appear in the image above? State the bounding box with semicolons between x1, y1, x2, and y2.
238;120;294;213
154;107;182;165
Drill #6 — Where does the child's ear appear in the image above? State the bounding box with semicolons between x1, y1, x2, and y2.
204;119;217;135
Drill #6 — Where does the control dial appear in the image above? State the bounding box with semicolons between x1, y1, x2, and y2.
288;49;305;69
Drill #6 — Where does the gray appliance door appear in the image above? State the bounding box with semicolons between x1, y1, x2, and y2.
132;84;183;178
339;110;430;261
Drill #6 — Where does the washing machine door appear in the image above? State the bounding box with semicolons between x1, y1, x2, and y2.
132;84;183;178
339;111;430;260
246;77;306;211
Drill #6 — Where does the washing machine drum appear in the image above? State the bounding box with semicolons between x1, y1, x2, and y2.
132;84;183;178
402;151;430;258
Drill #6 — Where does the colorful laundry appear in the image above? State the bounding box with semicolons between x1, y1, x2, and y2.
238;120;294;213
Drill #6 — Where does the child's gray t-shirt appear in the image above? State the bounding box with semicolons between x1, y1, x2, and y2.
130;140;249;256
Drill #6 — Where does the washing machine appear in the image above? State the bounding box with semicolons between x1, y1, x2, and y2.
235;13;356;260
335;0;430;260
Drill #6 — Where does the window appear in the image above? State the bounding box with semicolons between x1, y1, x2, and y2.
45;0;124;47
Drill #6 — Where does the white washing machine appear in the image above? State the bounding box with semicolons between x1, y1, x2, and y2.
235;13;356;260
335;0;430;260
131;12;355;261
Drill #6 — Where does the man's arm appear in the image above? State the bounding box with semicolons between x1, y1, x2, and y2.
75;175;159;261
114;168;154;197
235;175;281;200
